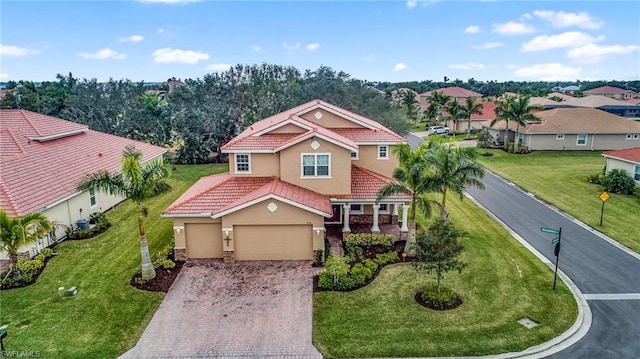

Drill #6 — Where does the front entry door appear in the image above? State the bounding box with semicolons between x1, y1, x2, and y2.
326;204;342;223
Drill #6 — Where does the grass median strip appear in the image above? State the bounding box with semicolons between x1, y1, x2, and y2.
313;193;577;358
0;164;227;359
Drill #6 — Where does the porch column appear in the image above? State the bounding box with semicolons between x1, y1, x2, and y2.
393;203;399;216
342;204;351;232
401;204;409;232
371;204;380;233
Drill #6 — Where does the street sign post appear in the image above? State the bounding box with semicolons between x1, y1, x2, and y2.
599;191;609;226
541;226;562;290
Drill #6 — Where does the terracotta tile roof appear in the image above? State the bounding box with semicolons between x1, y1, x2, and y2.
603;147;640;164
222;133;299;151
332;165;411;201
584;86;634;95
566;95;633;108
163;174;331;217
420;87;482;99
331;128;406;142
0;110;167;217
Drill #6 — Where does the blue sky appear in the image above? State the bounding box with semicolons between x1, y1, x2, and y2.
1;0;639;83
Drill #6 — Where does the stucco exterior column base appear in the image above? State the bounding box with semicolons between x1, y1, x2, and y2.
400;232;408;241
223;251;235;263
371;229;381;234
174;248;187;262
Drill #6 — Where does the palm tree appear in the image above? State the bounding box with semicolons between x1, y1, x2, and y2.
425;139;485;209
423;99;441;125
445;99;465;134
462;97;484;139
0;210;52;280
496;96;542;152
401;90;419;122
77;145;171;280
491;95;515;150
377;143;438;254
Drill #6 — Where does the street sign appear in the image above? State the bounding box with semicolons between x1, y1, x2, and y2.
599;191;610;202
551;237;559;244
541;227;560;234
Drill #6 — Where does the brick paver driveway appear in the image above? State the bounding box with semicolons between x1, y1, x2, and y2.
121;260;322;359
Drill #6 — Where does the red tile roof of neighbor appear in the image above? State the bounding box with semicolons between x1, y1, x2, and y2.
584;86;634;94
221;99;405;152
603;147;640;164
162;174;332;217
0;110;167;217
420;87;482;99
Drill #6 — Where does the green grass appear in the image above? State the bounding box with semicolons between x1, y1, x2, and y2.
313;194;578;358
477;150;640;253
0;164;227;359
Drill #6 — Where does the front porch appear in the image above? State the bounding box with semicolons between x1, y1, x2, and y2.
326;223;405;257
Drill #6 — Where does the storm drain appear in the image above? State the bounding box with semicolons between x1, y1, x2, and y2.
517;317;539;329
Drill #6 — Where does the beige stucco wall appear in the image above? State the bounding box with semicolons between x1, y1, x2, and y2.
279;137;351;195
353;145;399;178
299;109;363;128
221;198;325;252
269;123;307;133
229;153;280;177
172;217;222;251
527;134;640;151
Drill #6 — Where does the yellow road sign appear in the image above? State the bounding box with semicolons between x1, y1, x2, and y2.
599;191;610;202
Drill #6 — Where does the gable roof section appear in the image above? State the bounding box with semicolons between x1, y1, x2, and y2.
420;87;482;99
602;147;640;165
566;95;633;108
0;110;167;217
162;174;331;218
332;165;411;201
584;86;634;95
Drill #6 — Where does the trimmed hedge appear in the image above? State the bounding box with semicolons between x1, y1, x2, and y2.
344;233;395;247
318;251;398;291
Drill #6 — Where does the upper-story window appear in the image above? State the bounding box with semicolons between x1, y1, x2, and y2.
89;188;97;207
235;154;251;173
302;153;330;177
378;145;388;160
350;150;359;160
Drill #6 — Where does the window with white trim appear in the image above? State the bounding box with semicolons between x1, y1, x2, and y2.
350;150;359;160
576;134;587;146
302;153;330;177
235;154;251;173
635;165;640;181
89;188;97;207
378;145;388;159
350;204;363;213
626;134;633;140
556;134;565;140
378;203;389;213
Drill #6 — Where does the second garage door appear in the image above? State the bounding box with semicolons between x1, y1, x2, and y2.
234;225;313;260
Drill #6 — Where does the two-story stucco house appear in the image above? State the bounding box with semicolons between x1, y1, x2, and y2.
163;100;411;262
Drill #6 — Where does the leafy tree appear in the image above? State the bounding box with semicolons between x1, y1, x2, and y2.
77;145;171;280
0;210;52;280
603;169;636;194
412;218;467;292
461;96;484;139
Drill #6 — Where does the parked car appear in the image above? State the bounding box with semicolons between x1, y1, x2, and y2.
427;126;451;135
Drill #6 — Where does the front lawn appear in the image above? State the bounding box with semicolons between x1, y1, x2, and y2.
0;164;227;359
313;193;578;357
477;150;640;253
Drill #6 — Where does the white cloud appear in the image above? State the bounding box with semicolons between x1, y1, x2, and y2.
283;42;301;50
506;64;519;69
0;44;39;56
306;43;321;51
0;72;9;80
474;42;504;50
533;10;604;29
521;32;604;52
464;25;480;34
514;63;582;81
251;45;261;52
118;35;144;43
157;28;165;34
139;0;200;4
205;63;231;72
77;48;126;60
449;62;485;70
493;21;536;35
151;48;209;64
393;63;407;71
568;43;640;63
406;0;417;9
362;55;375;62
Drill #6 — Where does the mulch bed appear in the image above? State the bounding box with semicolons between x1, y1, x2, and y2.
414;291;463;310
130;261;184;292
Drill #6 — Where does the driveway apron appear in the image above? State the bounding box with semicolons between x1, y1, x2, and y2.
121;260;322;359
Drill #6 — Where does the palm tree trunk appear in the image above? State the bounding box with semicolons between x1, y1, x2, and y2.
442;188;448;209
3;252;21;280
466;118;471;139
138;216;156;280
514;124;520;153
503;120;509;150
404;220;416;256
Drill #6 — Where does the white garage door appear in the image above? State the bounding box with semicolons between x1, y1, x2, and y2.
234;225;313;260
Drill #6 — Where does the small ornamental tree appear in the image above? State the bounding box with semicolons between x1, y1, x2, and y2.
412;218;467;292
603;169;636;194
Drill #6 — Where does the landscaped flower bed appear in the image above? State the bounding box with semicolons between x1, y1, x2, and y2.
0;247;57;289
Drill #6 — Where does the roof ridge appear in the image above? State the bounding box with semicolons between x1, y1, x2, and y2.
20;110;43;137
0;180;20;216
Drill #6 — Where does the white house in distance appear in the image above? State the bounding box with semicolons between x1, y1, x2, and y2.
602;147;640;183
0;110;166;262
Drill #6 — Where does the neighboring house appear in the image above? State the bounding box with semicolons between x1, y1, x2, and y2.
443;100;496;132
485;108;640;151
418;86;482;111
528;95;640;120
603;147;640;183
584;85;636;100
391;88;419;103
552;85;580;94
163;100;411;262
0;110;167;261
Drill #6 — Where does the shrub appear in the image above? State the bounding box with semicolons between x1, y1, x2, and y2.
34;254;45;262
635;186;640;202
603;169;636;194
1;272;34;289
587;173;604;185
364;259;378;273
40;248;54;257
374;251;399;266
156;259;176;270
345;233;395;247
323;255;350;283
318;271;356;291
324;238;331;262
153;245;176;268
344;244;364;262
421;283;461;310
17;259;44;273
350;263;372;284
476;131;494;148
313;250;324;267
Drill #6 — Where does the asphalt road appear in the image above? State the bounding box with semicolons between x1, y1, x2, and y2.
466;171;640;358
